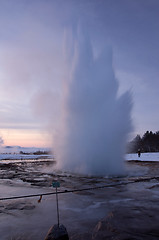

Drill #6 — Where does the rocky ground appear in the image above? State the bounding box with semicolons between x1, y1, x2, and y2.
0;159;159;239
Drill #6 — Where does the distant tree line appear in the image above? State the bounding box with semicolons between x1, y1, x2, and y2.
127;131;159;153
19;150;50;155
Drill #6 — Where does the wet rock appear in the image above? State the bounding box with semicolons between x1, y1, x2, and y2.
20;204;35;210
92;212;120;240
70;233;91;240
45;224;69;240
92;206;159;240
5;201;35;211
74;191;94;196
148;184;159;189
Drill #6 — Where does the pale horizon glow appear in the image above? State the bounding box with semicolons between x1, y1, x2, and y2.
0;129;51;148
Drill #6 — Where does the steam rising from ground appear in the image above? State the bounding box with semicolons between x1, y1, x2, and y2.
55;29;132;176
0;137;4;152
0;16;132;175
0;137;4;146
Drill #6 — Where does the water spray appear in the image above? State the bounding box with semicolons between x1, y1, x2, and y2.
55;27;132;176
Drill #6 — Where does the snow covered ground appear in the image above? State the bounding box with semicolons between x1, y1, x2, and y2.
0;146;51;154
0;153;53;161
0;146;53;161
125;152;159;161
0;146;159;162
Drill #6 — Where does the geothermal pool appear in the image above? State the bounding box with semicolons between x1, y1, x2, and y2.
1;155;159;239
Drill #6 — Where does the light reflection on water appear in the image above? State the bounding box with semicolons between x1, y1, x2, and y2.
0;159;159;239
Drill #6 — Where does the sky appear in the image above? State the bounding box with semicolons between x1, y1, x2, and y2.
0;0;159;147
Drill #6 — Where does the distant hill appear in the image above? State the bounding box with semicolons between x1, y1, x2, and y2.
127;131;159;153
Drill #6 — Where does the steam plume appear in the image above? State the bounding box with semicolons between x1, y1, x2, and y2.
54;28;132;176
0;136;4;152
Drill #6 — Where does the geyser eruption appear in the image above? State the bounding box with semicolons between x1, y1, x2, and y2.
55;29;132;176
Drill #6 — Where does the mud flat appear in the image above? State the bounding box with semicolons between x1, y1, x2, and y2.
0;159;159;239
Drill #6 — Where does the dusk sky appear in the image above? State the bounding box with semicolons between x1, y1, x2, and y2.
0;0;159;147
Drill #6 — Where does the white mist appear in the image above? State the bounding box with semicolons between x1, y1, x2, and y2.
54;28;132;176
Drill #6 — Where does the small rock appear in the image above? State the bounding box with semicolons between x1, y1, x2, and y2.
45;224;69;240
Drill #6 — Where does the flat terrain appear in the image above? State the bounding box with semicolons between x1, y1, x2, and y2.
0;159;159;239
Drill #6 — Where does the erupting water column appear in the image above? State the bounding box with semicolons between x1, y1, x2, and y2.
55;28;132;176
